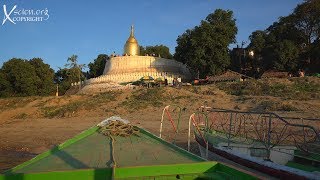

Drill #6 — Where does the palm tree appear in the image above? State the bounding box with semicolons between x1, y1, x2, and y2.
65;55;86;90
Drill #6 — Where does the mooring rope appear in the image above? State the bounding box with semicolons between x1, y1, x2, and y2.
98;120;139;179
110;135;116;180
99;120;139;137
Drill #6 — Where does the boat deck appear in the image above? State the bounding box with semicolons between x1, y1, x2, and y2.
9;126;202;174
1;125;255;179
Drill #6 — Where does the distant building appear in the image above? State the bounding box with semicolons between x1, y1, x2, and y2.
230;47;246;73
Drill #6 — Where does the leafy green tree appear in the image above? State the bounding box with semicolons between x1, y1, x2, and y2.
0;71;12;97
174;9;237;77
248;30;267;54
309;39;320;72
54;68;74;95
29;58;55;95
248;16;305;71
0;58;55;97
245;31;268;74
54;55;86;95
0;58;38;96
65;55;86;91
293;0;320;45
140;45;173;59
247;0;320;73
174;30;193;65
273;40;300;71
139;46;146;55
88;54;108;78
292;0;320;72
266;16;305;46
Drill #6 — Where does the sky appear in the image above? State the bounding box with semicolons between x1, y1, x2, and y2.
0;0;303;71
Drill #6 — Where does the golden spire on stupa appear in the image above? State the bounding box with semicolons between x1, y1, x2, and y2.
124;25;140;56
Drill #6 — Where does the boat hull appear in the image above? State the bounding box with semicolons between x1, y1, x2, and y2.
195;133;318;179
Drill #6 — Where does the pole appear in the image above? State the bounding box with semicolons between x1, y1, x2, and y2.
187;113;195;152
159;105;170;138
267;114;272;161
78;67;81;91
55;84;59;96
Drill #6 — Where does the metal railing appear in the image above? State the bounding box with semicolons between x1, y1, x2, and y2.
159;105;182;144
193;108;320;160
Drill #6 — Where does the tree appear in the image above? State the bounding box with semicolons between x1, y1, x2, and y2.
88;54;108;78
0;58;38;96
29;58;55;95
0;58;56;97
246;31;268;73
265;19;300;71
139;46;145;55
248;30;267;54
140;45;173;59
174;9;237;77
273;40;300;71
54;68;74;95
65;55;86;91
0;71;12;97
174;30;193;65
266;16;306;46
293;0;320;45
309;39;320;72
246;0;320;73
293;0;320;72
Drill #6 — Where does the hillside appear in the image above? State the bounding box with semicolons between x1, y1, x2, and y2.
0;77;319;172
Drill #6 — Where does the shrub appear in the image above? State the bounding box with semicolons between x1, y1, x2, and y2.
41;91;119;118
217;77;320;100
14;113;28;119
121;88;165;110
259;100;298;111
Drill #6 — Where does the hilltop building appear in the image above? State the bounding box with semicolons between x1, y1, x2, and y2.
85;25;191;85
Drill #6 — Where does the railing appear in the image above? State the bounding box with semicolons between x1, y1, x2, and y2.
192;108;320;160
159;105;182;144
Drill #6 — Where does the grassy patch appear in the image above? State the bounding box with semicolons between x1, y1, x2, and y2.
184;86;201;94
166;91;191;102
259;100;298;111
217;77;320;100
171;95;191;101
42;101;83;118
41;91;119;118
121;88;165;111
217;80;262;96
14;113;28;119
84;91;120;108
201;90;216;95
0;97;37;111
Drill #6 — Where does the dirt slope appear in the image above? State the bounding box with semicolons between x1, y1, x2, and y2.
0;79;319;173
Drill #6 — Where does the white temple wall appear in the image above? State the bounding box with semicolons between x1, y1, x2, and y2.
85;56;192;84
103;56;189;75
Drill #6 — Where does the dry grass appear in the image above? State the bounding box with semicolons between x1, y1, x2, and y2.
217;77;320;100
41;91;120;118
121;88;165;111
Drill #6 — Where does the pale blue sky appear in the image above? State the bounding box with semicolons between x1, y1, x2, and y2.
0;0;303;70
